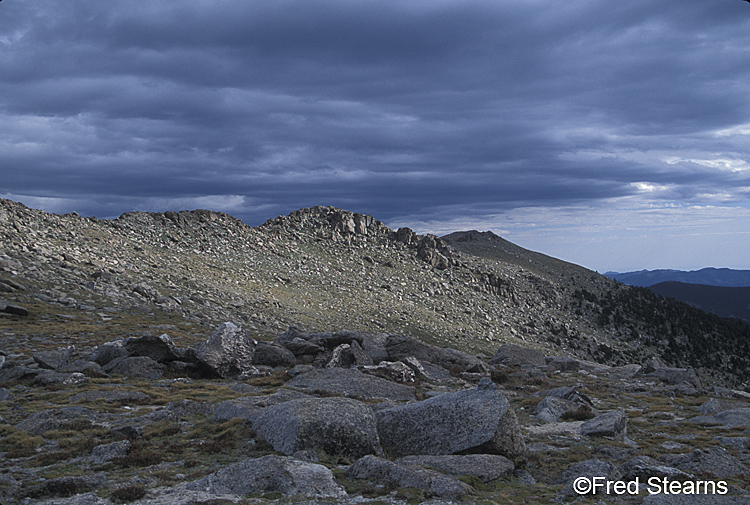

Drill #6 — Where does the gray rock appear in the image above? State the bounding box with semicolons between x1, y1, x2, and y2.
167;399;216;418
123;333;184;362
534;396;591;423
347;455;473;499
253;341;296;367
90;440;131;464
698;398;745;415
0;300;28;316
103;356;165;379
618;455;693;481
646;367;702;389
192;322;257;378
395;454;515;483
349;339;374;366
489;343;546;367
714;436;750;452
87;340;128;366
213;389;311;421
60;359;106;377
16;407;97;435
70;389;150;403
0;387;12;401
34;371;87;386
186;455;346;498
212;398;263;422
386;334;486;373
546;356;580;372
359;361;416;383
673;448;749;478
580;409;628;439
375;378;525;460
33;346;75;370
401;356;430;379
554;458;621;497
252;397;382;458
326;343;354;368
698;408;750;428
277;327;323;356
603;364;642;379
285;367;417;402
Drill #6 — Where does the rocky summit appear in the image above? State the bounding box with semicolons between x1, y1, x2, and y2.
2;198;750;504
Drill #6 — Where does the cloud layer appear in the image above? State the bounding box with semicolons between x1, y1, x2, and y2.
2;0;750;270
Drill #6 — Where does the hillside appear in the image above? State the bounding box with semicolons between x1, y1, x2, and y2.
649;282;750;323
2;199;750;385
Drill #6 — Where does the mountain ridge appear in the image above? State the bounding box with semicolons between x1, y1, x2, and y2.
605;267;750;287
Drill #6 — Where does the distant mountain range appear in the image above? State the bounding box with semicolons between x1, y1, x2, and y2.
604;268;750;288
605;268;750;323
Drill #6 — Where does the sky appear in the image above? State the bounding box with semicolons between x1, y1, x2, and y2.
2;0;750;272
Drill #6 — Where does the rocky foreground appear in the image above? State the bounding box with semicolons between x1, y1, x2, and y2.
2;323;750;504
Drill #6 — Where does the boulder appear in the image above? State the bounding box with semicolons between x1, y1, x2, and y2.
192;322;257;378
553;459;621;497
395;454;515;483
0;387;13;401
326;343;354;368
580;410;628;439
252;397;382;459
253;341;296;368
359;361;416;383
102;356;165;379
618;455;692;481
693;408;750;428
375;378;525;460
90;440;131;465
33;346;75;370
698;398;744;415
0;300;28;316
347;455;472;499
385;334;487;373
122;333;183;363
213;389;311;422
186;455;346;499
16;407;96;435
489;343;546;367
672;448;749;478
535;396;591;423
646;367;702;389
87;340;128;366
285;368;417;402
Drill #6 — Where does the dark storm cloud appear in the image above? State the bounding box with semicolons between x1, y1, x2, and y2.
2;0;750;268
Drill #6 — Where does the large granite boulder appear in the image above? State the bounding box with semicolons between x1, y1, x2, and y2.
580;410;628;439
102;356;165;380
489;343;546;367
285;368;416;402
187;455;346;499
253;341;296;368
385;335;487;373
192;322;257;378
375;378;525;460
395;454;515;483
122;333;184;363
347;455;472;499
252;397;382;459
